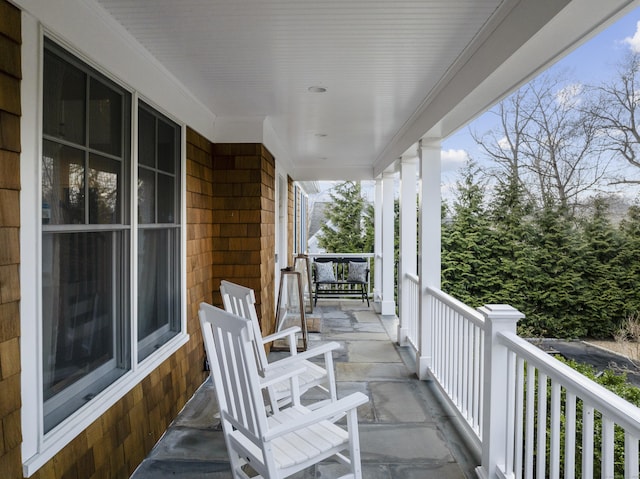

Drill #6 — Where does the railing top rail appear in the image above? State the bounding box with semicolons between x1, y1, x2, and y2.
499;330;640;436
405;273;419;284
426;286;485;327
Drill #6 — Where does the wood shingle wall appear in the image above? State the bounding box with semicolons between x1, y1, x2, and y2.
211;143;276;339
0;2;22;477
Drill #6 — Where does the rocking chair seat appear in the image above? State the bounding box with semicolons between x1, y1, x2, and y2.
232;405;349;470
266;362;326;400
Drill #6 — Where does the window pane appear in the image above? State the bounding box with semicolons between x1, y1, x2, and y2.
42;140;85;225
157;173;175;223
89;78;122;156
138;107;155;168
88;154;121;224
138;167;156;224
42;231;130;432
157;119;176;174
138;228;179;361
43;51;86;145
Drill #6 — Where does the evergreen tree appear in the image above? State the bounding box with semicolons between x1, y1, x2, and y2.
578;197;625;337
317;181;373;253
486;176;537;311
616;204;640;317
441;162;498;306
527;205;587;337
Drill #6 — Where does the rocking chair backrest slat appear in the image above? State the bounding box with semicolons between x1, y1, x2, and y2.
220;280;270;374
199;303;266;442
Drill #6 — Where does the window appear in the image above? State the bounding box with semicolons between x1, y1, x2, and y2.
137;103;181;361
41;39;182;433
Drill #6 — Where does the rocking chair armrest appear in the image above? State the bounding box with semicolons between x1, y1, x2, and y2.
265;341;341;370
261;326;301;345
259;363;307;388
263;392;369;441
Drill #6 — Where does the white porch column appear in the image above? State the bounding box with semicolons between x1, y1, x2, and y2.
417;139;441;379
373;178;383;311
380;172;396;315
476;305;524;479
398;154;418;345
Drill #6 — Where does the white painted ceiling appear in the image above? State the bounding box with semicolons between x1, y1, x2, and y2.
94;0;636;179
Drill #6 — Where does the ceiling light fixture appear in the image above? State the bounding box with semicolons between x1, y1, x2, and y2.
308;86;327;93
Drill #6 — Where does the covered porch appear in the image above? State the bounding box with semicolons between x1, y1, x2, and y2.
7;1;640;478
131;299;477;479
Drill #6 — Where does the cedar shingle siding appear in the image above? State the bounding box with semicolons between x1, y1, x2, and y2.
211;143;276;340
0;2;22;477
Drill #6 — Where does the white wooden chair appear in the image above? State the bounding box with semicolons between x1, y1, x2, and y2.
220;279;339;411
199;302;368;479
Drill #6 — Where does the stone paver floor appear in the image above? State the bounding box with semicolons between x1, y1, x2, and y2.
131;300;477;478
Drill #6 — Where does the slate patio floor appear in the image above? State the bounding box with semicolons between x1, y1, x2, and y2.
130;300;479;478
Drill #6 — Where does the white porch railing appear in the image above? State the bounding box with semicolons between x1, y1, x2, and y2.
402;283;640;479
402;273;420;350
427;286;485;448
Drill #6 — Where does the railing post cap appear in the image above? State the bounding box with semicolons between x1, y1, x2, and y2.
477;304;525;321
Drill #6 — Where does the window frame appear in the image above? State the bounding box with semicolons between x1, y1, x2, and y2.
136;101;182;362
20;29;189;477
41;38;133;433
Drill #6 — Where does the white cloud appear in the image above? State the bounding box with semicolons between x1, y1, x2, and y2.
441;148;468;172
624;21;640;53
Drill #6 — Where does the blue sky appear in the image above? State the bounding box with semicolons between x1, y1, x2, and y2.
440;6;640;199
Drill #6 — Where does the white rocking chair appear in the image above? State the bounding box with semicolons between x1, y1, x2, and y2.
199;302;368;479
220;279;339;411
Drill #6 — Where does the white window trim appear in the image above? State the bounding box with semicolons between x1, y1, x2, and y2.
20;20;189;477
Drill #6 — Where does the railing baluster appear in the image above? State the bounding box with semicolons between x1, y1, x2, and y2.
583;404;594;479
463;319;470;421
537;371;548;479
602;417;614;479
564;392;576;479
447;305;453;395
515;356;525;479
550;380;561;479
479;327;484;438
506;350;517;474
474;323;481;434
525;363;535;479
454;309;461;405
624;432;638;479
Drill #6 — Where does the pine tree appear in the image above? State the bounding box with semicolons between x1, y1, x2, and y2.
527;205;587;338
578;197;625;337
486;176;537;310
616;204;640;317
317;181;373;253
441;162;497;307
